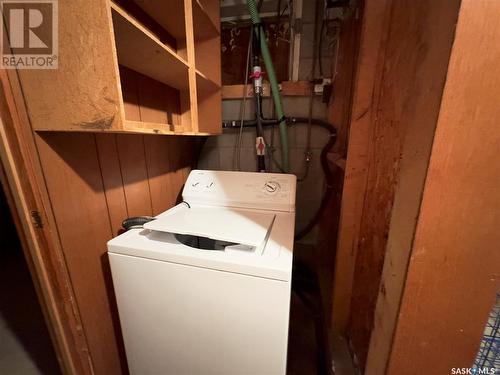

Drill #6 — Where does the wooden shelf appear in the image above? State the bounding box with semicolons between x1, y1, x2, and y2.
193;0;219;41
196;69;220;93
196;69;222;134
129;0;186;41
192;0;220;86
123;120;212;136
111;2;189;90
123;120;175;134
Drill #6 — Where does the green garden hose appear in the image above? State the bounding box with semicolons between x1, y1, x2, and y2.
246;0;290;172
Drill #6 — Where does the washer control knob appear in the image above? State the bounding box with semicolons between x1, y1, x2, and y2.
264;181;281;194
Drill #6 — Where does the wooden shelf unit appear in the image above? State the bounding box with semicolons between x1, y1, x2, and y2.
19;0;221;135
110;0;222;135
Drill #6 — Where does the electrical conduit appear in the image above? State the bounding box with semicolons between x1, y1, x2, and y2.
246;0;290;172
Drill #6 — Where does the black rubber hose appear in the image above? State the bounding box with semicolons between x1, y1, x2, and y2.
122;216;155;231
222;119;279;128
222;117;338;240
222;117;335;132
255;91;266;171
294;130;337;241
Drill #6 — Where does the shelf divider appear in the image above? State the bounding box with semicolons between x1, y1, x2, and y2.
183;0;200;133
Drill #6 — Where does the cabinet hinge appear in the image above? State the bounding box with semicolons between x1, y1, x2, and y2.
30;210;43;228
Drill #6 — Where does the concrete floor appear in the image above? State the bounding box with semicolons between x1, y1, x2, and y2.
0;317;50;375
0;249;61;375
287;291;356;375
287;244;356;375
332;333;357;375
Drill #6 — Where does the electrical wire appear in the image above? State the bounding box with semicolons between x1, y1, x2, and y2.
319;1;342;79
318;0;328;77
294;129;337;241
332;31;340;81
276;0;282;26
296;93;313;182
279;1;291;18
234;30;253;171
297;0;322;183
319;18;326;77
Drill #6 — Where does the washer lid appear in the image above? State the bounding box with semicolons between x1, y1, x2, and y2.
143;204;275;249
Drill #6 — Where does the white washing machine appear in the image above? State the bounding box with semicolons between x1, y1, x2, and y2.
108;170;296;375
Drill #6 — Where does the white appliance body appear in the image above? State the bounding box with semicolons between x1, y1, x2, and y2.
108;170;296;375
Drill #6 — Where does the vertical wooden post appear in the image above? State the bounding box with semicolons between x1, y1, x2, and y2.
183;0;200;133
331;0;392;333
385;1;500;373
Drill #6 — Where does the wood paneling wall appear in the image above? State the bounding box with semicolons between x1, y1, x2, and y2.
332;0;461;370
34;132;198;374
1;69;95;374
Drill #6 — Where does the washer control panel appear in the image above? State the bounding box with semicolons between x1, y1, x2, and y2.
183;170;297;212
